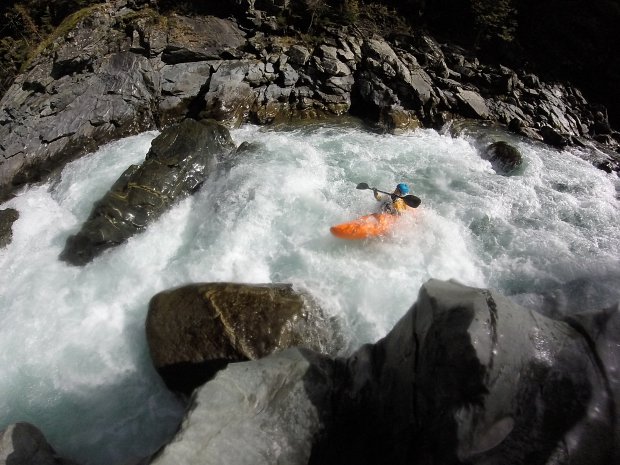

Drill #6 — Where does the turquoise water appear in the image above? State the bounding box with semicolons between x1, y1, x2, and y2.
1;122;619;464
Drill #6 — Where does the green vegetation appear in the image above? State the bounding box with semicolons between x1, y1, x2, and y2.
20;4;104;73
0;0;105;94
471;0;517;46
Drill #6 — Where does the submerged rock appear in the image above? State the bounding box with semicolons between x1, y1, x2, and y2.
481;140;523;175
146;282;342;395
60;119;235;265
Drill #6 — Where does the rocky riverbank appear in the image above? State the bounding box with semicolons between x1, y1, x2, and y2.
1;2;620;465
1;0;618;203
3;279;618;465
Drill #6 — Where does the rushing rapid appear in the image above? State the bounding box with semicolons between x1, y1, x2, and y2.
1;122;619;464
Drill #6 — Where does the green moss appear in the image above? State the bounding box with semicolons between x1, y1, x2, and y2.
116;7;167;29
19;3;104;72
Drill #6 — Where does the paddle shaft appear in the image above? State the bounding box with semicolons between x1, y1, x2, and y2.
356;182;421;208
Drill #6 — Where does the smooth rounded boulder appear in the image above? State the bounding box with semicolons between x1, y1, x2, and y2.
146;282;342;395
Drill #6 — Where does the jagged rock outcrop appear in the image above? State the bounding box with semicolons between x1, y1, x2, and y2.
0;208;18;248
147;279;620;465
1;0;618;201
146;282;342;395
59;118;235;265
0;422;78;465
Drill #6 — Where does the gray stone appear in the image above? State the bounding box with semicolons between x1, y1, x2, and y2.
0;208;18;249
0;51;158;199
456;89;490;119
286;45;311;67
201;61;258;127
279;63;300;87
149;348;336;465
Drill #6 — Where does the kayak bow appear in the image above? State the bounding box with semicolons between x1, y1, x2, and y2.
330;213;401;240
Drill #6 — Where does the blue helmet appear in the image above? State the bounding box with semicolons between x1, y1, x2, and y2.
396;183;410;194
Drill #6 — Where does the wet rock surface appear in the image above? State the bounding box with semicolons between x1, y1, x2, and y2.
1;1;618;201
59;118;235;265
146;282;342;395
145;279;619;465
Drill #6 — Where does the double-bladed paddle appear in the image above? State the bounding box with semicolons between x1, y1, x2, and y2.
356;182;422;208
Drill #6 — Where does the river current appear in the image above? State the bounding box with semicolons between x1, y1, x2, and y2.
1;122;619;464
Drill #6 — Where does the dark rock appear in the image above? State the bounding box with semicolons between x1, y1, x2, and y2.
379;105;421;134
59;119;235;266
481;140;524;175
146;283;341;395
566;303;620;465
592;110;612;135
540;125;571;148
161;16;246;64
596;159;616;174
148;279;619;465
0;208;19;249
286;45;311;67
159;61;214;125
410;280;609;465
0;422;79;465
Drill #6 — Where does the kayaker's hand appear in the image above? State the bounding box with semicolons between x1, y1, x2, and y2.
373;188;380;200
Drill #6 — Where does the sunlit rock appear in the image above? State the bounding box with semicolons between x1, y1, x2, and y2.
146;282;342;395
149;348;336;465
149;279;618;465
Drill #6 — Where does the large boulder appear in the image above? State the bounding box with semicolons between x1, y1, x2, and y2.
60;119;235;265
318;279;618;464
148;279;619;465
410;280;610;464
149;348;336;465
146;282;342;395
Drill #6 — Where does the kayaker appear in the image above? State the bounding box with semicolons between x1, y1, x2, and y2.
374;183;410;215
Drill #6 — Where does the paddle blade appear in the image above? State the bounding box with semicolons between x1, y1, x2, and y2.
403;195;422;208
356;182;370;190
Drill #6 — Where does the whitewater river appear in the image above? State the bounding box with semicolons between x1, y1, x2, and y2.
1;121;619;464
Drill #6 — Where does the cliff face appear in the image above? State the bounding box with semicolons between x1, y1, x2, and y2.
1;0;618;202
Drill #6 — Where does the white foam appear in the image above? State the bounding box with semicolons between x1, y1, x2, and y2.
1;124;619;464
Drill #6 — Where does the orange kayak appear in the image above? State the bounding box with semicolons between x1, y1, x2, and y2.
330;213;400;240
